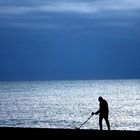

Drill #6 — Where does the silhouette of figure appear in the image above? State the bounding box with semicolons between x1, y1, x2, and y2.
92;96;110;131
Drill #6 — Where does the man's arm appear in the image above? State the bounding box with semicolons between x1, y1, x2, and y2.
91;109;100;116
95;110;100;115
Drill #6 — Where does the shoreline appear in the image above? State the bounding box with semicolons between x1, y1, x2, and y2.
1;127;140;139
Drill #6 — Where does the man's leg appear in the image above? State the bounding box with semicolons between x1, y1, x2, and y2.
105;116;110;131
99;116;103;130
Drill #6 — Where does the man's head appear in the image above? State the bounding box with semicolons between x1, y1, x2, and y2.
98;96;103;102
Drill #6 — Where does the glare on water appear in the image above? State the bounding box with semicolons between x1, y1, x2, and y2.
0;80;140;130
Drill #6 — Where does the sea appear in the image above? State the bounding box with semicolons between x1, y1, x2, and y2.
0;80;140;131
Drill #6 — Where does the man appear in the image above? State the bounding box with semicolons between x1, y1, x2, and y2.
92;96;110;131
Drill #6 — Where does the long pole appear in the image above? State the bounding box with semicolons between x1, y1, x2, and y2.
77;114;93;129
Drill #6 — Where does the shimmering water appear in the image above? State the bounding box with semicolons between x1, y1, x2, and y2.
0;80;140;130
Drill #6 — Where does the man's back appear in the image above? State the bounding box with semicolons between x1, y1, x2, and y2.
99;98;109;116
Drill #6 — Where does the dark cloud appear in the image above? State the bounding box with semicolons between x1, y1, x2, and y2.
0;0;140;80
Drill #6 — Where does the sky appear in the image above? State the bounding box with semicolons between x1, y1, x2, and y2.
0;0;140;81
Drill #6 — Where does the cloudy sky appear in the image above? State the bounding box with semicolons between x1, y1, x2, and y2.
0;0;140;80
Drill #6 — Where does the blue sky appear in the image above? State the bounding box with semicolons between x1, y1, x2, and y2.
0;0;140;80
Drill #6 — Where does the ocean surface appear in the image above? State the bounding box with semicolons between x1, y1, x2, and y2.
0;80;140;131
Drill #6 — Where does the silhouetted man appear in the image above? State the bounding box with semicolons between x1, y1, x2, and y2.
92;96;110;131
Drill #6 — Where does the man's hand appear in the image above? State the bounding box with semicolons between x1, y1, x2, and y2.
91;112;94;116
95;111;99;115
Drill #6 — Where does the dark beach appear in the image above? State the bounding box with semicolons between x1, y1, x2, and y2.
1;127;140;139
